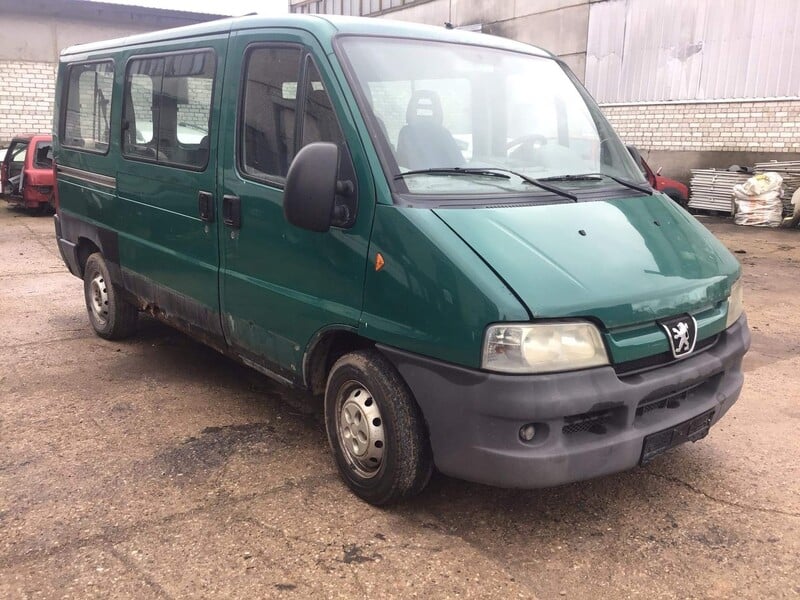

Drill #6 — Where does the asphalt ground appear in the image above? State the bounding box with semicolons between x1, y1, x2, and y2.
1;206;798;599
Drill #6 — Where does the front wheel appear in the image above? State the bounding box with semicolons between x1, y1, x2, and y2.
325;349;433;505
83;252;138;340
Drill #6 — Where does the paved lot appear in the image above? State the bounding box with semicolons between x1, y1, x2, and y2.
1;205;798;599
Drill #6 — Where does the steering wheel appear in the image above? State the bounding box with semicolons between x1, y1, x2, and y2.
506;133;548;154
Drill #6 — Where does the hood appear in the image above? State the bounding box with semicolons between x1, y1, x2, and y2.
433;194;740;329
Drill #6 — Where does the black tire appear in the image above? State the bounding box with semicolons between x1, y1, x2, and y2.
325;349;433;505
83;252;138;340
665;190;688;207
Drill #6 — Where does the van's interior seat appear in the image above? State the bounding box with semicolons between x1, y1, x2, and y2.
396;90;463;170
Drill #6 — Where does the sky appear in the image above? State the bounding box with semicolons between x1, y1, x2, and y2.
88;0;289;16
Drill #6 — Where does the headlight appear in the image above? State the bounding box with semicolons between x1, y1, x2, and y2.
725;278;744;328
482;321;609;374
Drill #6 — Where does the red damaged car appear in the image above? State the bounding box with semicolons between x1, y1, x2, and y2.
1;134;55;212
628;145;689;205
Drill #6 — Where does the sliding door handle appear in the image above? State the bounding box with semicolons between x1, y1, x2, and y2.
222;194;241;229
198;191;214;222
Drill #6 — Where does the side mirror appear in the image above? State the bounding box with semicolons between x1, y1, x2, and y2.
284;142;339;232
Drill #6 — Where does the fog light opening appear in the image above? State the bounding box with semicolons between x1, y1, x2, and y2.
519;423;537;442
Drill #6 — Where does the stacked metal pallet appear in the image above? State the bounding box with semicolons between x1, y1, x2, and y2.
688;169;751;214
754;160;800;215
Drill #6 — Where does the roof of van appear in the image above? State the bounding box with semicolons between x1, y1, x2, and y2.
59;14;552;59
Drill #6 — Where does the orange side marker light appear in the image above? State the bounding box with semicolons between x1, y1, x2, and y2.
375;252;385;272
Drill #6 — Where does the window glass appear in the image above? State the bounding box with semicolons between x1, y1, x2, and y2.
123;59;162;160
163;52;214;161
9;142;27;164
129;74;154;144
34;142;53;169
240;46;302;181
340;37;644;196
63;62;114;153
301;61;344;149
123;51;215;169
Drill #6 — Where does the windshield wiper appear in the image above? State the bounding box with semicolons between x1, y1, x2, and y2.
395;168;510;180
541;173;653;195
395;167;577;202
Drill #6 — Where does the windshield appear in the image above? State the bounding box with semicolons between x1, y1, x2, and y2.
338;36;646;197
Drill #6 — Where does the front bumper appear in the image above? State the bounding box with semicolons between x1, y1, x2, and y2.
378;316;750;488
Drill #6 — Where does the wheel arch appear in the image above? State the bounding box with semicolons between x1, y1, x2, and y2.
303;327;374;395
75;237;102;277
59;213;120;278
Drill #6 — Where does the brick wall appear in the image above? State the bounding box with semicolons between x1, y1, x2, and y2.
602;100;800;153
0;61;57;144
178;78;213;131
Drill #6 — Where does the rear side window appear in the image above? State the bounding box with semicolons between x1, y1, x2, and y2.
62;61;114;154
122;50;215;170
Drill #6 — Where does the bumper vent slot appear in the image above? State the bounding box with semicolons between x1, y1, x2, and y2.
563;409;614;435
635;382;706;418
636;391;686;417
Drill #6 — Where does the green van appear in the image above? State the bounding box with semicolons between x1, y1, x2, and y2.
53;15;749;504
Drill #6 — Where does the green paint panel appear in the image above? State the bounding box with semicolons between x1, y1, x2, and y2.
360;205;529;368
217;28;374;374
605;301;729;363
433;193;741;330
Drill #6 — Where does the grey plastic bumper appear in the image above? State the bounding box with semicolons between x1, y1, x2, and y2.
54;214;80;277
378;316;750;489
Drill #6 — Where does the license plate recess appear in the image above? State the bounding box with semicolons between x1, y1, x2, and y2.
640;409;715;465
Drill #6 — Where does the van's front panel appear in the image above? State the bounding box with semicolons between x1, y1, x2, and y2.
379;316;749;488
216;29;374;378
338;32;750;488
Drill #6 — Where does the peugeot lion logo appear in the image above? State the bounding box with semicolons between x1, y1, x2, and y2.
658;314;698;359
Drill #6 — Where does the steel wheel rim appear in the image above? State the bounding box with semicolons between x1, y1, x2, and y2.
336;381;385;479
89;272;109;324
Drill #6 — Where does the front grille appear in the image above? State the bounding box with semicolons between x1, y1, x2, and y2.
635;381;707;418
563;409;614;435
636;390;687;417
614;334;719;377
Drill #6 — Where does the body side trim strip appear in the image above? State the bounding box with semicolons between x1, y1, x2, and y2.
57;165;116;188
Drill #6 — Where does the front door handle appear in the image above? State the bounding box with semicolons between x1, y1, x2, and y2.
222;194;241;229
198;191;214;222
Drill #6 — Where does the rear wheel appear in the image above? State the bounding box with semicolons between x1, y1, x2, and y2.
83;253;138;340
325;349;433;505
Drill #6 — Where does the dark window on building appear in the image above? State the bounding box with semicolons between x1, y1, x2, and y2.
122;50;215;169
62;61;114;153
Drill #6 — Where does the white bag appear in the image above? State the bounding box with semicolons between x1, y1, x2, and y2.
733;172;784;227
741;171;782;195
734;189;783;227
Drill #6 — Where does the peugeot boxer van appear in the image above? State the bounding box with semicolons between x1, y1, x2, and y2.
53;15;749;505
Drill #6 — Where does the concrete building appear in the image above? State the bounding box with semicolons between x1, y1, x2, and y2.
0;0;223;145
289;0;800;181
